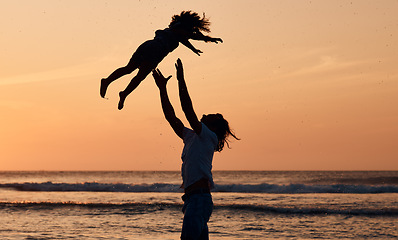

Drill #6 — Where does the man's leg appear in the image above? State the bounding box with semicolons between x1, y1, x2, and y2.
181;194;213;240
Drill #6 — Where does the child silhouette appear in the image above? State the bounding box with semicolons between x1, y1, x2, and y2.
100;11;223;110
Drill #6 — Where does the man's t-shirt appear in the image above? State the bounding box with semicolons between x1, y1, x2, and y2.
181;123;218;189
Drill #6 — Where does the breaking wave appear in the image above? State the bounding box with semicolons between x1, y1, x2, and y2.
1;182;397;194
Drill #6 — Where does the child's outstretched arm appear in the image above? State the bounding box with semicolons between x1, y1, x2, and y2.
175;59;202;135
180;39;203;56
153;69;184;139
191;31;223;44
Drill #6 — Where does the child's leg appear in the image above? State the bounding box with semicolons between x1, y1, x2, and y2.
100;59;138;98
118;66;152;110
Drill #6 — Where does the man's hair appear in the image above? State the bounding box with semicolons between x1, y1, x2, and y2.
207;114;239;152
170;11;211;33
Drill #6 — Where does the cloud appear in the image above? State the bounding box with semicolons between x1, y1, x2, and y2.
294;55;363;76
0;58;103;86
274;46;370;82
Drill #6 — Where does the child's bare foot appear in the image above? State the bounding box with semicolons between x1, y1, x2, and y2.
118;91;126;110
100;78;110;98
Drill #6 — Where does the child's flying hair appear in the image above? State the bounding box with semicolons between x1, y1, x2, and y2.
169;11;211;33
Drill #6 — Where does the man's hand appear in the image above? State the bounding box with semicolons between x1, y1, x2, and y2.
175;58;185;81
152;69;171;89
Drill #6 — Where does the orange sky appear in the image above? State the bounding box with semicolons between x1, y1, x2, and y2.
1;1;397;170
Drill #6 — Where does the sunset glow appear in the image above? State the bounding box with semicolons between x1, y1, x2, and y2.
1;1;397;170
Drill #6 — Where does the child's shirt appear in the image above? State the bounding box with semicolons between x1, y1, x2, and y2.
154;28;180;55
181;123;218;189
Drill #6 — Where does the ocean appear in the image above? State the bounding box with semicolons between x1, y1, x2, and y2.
0;171;397;239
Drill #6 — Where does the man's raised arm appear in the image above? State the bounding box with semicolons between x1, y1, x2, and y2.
152;69;184;139
175;59;202;135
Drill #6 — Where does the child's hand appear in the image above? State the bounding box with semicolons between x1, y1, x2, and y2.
175;58;185;81
212;38;223;44
152;69;171;89
193;48;203;56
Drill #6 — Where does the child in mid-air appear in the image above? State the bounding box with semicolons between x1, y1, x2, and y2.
100;11;223;110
